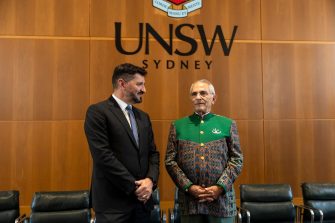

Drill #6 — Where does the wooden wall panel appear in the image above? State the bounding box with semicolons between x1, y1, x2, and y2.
0;123;14;187
0;39;90;121
232;120;265;199
264;120;335;196
0;0;89;36
235;120;265;186
51;121;90;189
263;44;335;119
178;42;263;120
0;121;90;205
0;40;14;120
262;0;335;41
90;0;260;39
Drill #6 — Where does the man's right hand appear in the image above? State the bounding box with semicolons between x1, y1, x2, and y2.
188;185;214;202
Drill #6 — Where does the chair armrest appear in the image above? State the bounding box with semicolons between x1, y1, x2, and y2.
90;216;96;223
168;207;181;223
15;214;28;223
236;206;250;223
236;208;242;223
295;205;323;223
161;209;167;223
168;208;175;223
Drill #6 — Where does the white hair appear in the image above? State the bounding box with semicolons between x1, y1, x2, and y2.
189;79;216;95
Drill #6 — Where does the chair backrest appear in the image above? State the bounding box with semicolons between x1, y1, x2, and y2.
150;188;161;223
29;190;91;223
169;187;180;223
240;184;296;223
174;187;179;210
302;183;335;222
152;188;160;208
150;187;167;223
0;190;20;223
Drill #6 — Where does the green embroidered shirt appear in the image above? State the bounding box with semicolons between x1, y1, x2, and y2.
165;113;243;217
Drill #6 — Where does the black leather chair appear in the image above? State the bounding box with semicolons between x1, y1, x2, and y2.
0;190;20;223
240;184;298;223
23;190;92;223
150;188;166;223
168;186;243;223
301;183;335;223
168;187;180;223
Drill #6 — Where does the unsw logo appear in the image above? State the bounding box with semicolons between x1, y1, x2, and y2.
114;0;237;69
153;0;202;18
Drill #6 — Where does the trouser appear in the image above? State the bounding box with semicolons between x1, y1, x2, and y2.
95;202;150;223
181;215;235;223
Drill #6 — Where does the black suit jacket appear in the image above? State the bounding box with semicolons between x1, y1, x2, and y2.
84;96;160;213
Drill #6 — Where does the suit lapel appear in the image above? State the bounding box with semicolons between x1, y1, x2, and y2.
108;97;139;149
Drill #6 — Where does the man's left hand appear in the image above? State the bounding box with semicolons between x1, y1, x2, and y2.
205;185;223;200
135;178;153;203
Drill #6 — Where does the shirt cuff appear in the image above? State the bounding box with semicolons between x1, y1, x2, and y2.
216;183;227;194
183;183;193;192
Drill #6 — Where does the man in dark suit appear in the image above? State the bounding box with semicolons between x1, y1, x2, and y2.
84;63;160;223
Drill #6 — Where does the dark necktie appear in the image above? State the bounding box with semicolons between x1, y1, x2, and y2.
126;105;139;146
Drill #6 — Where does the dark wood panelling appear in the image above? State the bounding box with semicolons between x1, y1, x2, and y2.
90;0;260;39
0;121;90;205
262;0;335;41
0;39;90;121
178;42;263;120
264;120;335;196
263;44;335;119
0;0;89;36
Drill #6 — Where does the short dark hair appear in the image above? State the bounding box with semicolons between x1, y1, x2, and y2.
112;63;147;89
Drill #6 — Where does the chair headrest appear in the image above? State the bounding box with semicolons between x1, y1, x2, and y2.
242;201;296;221
240;184;293;202
302;183;335;200
0;190;19;210
31;190;90;211
30;209;91;223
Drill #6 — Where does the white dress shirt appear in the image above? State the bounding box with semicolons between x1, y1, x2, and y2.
112;94;131;127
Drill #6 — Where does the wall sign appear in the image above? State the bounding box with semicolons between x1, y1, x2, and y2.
113;0;238;70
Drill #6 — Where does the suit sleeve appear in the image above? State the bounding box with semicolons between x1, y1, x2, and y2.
84;104;136;195
145;114;160;185
165;123;193;191
217;120;243;192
